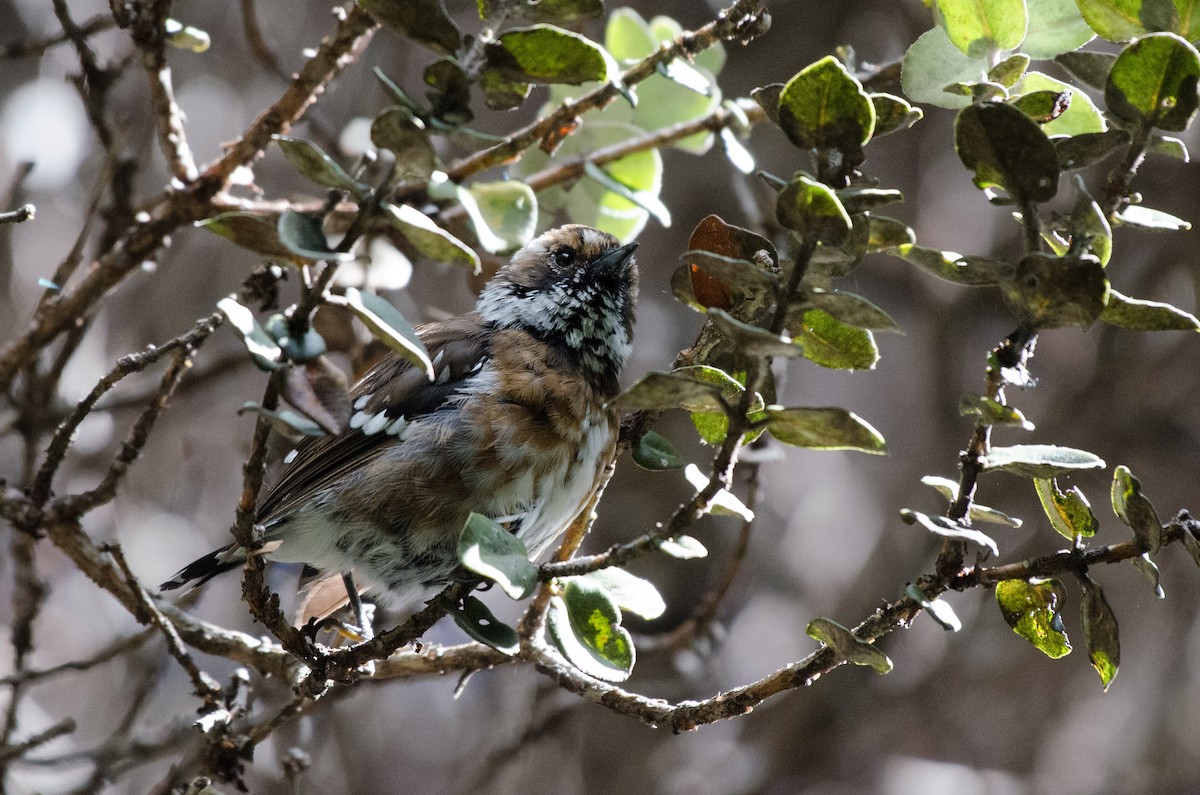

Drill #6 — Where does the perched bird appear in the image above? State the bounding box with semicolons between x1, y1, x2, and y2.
161;225;639;620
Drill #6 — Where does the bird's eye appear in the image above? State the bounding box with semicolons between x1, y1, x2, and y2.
551;247;577;269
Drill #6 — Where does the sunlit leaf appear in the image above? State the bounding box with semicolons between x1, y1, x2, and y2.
995;578;1072;659
457;513;537;600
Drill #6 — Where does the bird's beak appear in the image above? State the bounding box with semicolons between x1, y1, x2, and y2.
594;241;639;278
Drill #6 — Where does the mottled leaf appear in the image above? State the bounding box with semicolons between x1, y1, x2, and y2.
1035;478;1099;539
1080;574;1120;690
995;578;1072;659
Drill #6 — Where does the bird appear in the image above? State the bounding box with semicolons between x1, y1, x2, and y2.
161;225;639;625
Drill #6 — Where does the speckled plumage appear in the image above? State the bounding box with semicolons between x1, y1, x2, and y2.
162;225;639;611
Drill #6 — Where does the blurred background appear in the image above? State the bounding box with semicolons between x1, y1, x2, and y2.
2;0;1200;792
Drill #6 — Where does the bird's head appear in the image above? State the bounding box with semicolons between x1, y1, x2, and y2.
476;225;639;385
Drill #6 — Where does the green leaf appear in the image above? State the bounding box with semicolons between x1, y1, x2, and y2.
1023;0;1097;57
573;568;666;620
1075;0;1180;41
198;212;306;266
1069;180;1113;265
719;127;755;173
1132;552;1166;597
610;368;733;412
424;57;472;125
457;513;538;600
604;7;658;61
1015;72;1107;136
217;297;282;370
164;19;210;53
765;406;887;454
266;315;327;364
901;26;990;109
380;202;480;272
983;444;1106;477
1180;522;1200;566
277;210;353;262
708;309;803;359
893;244;1014;285
778;56;875;162
685;464;754;521
274;135;367;197
450;595;520;654
487;24;613;85
631;430;685;471
806;617;892;674
464;181;537;253
341;288;435;379
359;0;460;55
1101;288;1200;330
906;584;962;631
657;58;712;96
1056;50;1118;90
936;0;1028;57
955;101;1061;202
995;579;1072;659
1012;90;1068;126
583;162;671;228
800;290;902;333
1079;574;1120;690
866;216;916;250
237;402;326;436
920;475;1024;527
869;93;924;137
480;0;602;23
790;309;880;370
989;54;1031;88
1054;129;1132;170
1149;132;1191;158
835;187;905;213
1105;32;1200;131
1002;253;1109;329
900;509;1000;556
525;121;663;241
959;393;1035;430
552;581;635;681
1035;478;1099;539
656;535;708;559
480;67;532;110
370;108;438;178
1113;204;1192;229
1111;465;1163;551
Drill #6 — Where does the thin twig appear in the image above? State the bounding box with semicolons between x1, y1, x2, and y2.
0;718;77;763
437;0;769;187
642;463;760;653
102;543;222;705
0;5;380;391
29;313;224;512
0;629;155;687
0;205;34;225
1;15;115;59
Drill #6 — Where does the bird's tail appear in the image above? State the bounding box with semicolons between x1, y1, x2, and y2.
159;543;246;591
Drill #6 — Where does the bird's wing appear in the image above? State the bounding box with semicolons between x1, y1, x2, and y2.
257;313;492;524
